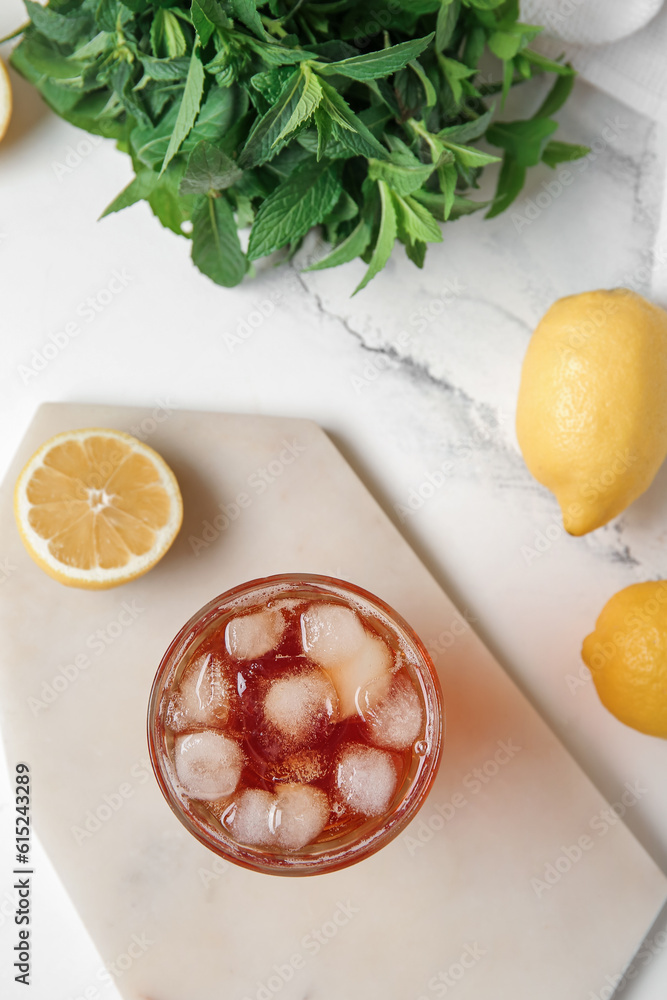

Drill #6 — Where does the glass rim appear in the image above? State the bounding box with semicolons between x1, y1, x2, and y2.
147;573;444;876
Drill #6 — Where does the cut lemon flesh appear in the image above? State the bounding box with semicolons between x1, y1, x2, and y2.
0;57;12;143
14;428;183;589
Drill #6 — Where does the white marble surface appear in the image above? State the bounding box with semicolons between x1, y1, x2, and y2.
2;0;667;995
3;404;665;1000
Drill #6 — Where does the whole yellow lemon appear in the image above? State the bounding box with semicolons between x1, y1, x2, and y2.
582;582;667;738
516;289;667;535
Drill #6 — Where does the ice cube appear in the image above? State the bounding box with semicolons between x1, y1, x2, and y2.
229;789;277;848
267;750;327;784
226;608;286;660
365;673;424;750
336;744;397;817
270;598;304;611
166;653;230;732
301;603;392;717
325;632;393;719
301;603;366;669
263;668;339;747
174;731;243;802
275;783;330;851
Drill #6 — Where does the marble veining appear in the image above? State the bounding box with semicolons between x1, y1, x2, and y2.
1;35;667;1000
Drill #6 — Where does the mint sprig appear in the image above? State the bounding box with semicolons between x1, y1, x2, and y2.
10;0;587;291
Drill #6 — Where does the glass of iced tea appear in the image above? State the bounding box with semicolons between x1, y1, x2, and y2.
148;574;443;875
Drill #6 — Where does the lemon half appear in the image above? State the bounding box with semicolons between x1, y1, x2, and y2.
0;57;12;143
14;428;183;589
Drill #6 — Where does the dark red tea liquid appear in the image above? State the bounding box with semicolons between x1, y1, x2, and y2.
149;576;442;874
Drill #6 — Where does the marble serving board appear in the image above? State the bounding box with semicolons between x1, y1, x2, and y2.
1;402;665;1000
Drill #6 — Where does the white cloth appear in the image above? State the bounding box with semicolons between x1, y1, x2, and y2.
521;0;664;46
520;0;667;125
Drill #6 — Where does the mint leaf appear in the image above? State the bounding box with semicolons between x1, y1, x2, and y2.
318;82;388;160
440;139;500;168
191;2;216;46
449;196;488;219
180;140;243;195
439;161;457;219
251;65;296;104
227;0;266;40
487;118;558;167
368;157;435;197
160;46;205;175
248;160;342;260
488;30;522;61
393;193;443;244
151;9;187;59
140;56;190;81
438;55;474;104
60;91;126;138
239;70;303;167
436;0;460;51
486;154;526;217
196;0;232;26
414;187;487;221
323;190;359;227
191;195;247;286
23;1;87;45
317;33;434;81
541;140;589;167
14;32;86;81
409;59;437;110
314;106;333;160
437;106;493;143
523;50;573;76
72;31;114;61
466;0;506;9
100;171;157;218
243;38;312;66
187;86;249;148
192;0;231;40
305;218;372;271
449;195;490;221
147;164;197;235
533;73;574;119
405;239;426;268
96;0;121;34
132;102;181;169
276;66;323;143
354;182;397;295
13;0;583;291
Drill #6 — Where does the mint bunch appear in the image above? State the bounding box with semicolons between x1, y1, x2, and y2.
9;0;587;292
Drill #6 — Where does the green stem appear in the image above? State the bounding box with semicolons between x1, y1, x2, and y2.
281;0;307;25
407;119;441;162
298;16;317;45
261;16;288;39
